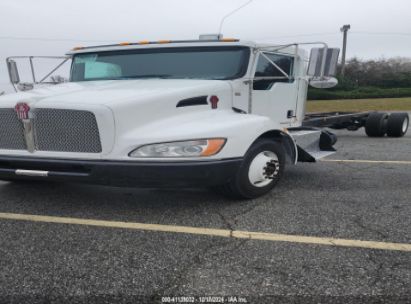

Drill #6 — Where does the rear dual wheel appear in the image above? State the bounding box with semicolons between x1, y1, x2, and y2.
215;139;285;199
365;112;388;137
365;112;409;137
386;113;409;137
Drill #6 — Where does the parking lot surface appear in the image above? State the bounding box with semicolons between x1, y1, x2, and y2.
0;128;410;303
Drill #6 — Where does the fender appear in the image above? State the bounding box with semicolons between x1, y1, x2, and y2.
252;130;298;165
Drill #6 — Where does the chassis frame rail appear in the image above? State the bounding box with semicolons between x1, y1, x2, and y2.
303;112;372;130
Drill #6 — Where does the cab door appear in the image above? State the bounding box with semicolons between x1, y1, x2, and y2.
251;52;297;127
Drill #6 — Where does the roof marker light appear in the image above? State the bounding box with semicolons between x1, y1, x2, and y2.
119;42;132;46
158;40;171;44
72;46;84;51
138;40;150;44
221;38;238;42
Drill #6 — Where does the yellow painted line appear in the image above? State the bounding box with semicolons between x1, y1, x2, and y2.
233;231;411;252
0;212;231;238
0;212;410;252
320;159;411;165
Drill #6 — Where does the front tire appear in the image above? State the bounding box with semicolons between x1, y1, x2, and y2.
217;139;285;199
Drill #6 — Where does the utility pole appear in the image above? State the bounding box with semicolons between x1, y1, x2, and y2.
340;24;351;76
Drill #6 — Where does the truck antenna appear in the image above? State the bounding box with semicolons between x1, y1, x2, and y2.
218;0;256;35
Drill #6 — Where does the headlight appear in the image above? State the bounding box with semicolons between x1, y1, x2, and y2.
129;138;226;158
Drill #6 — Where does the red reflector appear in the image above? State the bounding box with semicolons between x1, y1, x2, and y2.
210;95;219;109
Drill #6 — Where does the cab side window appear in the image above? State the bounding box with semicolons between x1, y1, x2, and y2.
253;53;294;90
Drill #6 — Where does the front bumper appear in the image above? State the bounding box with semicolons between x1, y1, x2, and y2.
0;156;242;187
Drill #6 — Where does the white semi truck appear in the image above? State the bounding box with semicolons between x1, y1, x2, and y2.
1;35;409;198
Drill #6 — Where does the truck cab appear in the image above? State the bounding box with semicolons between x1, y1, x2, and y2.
0;37;340;198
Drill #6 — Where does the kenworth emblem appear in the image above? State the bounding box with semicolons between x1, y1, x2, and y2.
15;102;30;120
14;102;35;152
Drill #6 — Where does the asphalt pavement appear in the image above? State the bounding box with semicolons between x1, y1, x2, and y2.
0;128;410;304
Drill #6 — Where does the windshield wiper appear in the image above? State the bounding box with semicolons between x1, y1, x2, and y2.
95;75;229;81
119;74;172;79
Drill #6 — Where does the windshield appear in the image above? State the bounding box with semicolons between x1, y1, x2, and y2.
70;46;250;81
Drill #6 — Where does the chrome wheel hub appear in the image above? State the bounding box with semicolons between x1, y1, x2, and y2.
402;117;409;133
248;151;279;188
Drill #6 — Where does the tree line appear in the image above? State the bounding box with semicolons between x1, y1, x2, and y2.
308;57;411;100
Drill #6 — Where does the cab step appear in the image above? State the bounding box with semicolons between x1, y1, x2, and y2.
288;129;337;162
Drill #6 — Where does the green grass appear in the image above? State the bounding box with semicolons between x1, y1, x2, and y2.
308;87;411;100
307;97;411;113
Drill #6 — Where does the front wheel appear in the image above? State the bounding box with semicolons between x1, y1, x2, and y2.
216;139;285;199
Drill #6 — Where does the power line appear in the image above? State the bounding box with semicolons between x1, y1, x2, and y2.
2;33;341;43
254;32;340;41
351;31;411;36
256;31;411;41
0;36;116;43
1;31;411;44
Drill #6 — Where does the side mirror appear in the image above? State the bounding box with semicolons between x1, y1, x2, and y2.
7;60;20;84
308;48;340;78
309;77;338;89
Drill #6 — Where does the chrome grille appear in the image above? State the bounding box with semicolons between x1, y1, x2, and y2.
0;109;26;150
32;109;102;153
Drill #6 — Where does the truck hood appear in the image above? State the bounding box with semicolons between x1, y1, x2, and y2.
0;79;234;158
0;79;232;108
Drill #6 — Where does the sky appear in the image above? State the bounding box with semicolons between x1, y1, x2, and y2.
1;0;411;93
